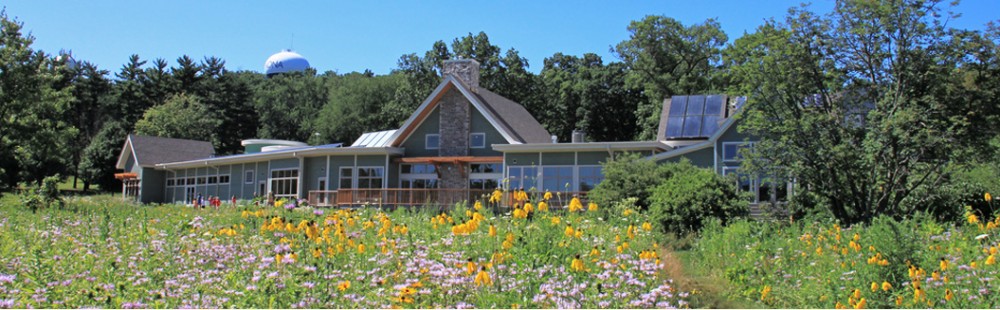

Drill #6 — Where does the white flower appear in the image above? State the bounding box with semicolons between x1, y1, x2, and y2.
976;234;989;241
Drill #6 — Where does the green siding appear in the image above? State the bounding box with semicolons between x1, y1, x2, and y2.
140;168;164;203
387;156;400;188
401;107;441;157
469;108;505;156
269;158;299;171
303;157;327;195
577;152;612;165
329;156;355;189
357;155;386;167
505;153;540;166
660;147;715;169
541;152;575;165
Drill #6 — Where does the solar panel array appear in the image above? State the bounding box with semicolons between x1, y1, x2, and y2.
664;95;727;139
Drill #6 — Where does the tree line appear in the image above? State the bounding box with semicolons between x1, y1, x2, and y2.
1;1;998;225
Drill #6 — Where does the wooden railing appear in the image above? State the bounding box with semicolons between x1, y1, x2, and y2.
308;189;587;208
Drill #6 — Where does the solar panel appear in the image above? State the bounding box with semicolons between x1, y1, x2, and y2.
665;116;684;137
701;116;720;136
682;115;703;137
705;95;724;116
687;95;706;116
668;96;688;117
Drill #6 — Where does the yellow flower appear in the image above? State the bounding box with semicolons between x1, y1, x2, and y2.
988;254;996;265
565;224;575;238
524;203;534;213
550;216;560;225
588;202;598;212
569;197;583;212
489;224;497;237
945;288;954;301
642;222;652;231
881;281;892;291
940;258;949;271
474;200;483;211
895;296;903;306
466;259;476;275
590;246;600;257
337;280;351;291
870;282;877;292
358;243;366;254
760;285;771;301
969;213;980;224
489;189;503;203
474;267;492;286
854;298;866;309
544;191;553;201
571;255;585;272
538;201;549;212
852;288;861;300
987;192;993;202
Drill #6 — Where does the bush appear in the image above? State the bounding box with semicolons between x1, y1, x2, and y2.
18;174;64;212
649;160;747;234
587;153;671;211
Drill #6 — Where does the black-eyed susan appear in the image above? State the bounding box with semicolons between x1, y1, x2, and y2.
881;281;891;291
569;196;583;212
588;202;598;212
474;266;492;286
337;280;350;291
489;224;497;237
571;254;585;272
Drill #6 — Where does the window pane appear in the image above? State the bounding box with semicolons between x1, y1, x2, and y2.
372;168;383;177
358;168;369;177
426;135;440;149
471;133;485;148
372;178;383;188
341;168;352;177
470;179;484;189
723;144;739;161
340;178;352;189
484;179;498;189
358;179;370;188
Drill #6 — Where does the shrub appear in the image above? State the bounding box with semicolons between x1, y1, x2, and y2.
18;174;64;212
649;160;747;234
588;153;671;211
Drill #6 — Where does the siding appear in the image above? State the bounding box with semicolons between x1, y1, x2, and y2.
401;107;441;157
469;108;505;157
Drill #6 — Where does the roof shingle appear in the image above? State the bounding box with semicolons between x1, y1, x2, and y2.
129;134;215;166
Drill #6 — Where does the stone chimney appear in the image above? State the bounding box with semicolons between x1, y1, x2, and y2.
442;59;480;92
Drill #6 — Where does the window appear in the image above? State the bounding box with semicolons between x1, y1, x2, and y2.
400;164;438;188
219;175;230;184
356;167;384;189
245;170;255;184
470;133;486;148
270;169;299;198
722;142;754;162
723;166;753;193
166;179;175;187
208;176;218;184
470;163;502;190
578;166;604;192
187;178;195;185
426;134;440;150
470;178;499;190
470;163;501;174
197;177;207;185
507;166;538;190
339;168;353;189
542;166;574;192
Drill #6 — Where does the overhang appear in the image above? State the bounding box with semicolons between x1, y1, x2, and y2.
491;141;670;153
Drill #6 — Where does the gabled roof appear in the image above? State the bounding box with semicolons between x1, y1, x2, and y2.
116;134;215;169
351;130;397;147
385;75;551;146
647;105;742;162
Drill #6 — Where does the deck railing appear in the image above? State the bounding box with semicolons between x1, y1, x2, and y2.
308;189;587;208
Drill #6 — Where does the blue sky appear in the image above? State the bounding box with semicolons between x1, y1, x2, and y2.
4;1;997;75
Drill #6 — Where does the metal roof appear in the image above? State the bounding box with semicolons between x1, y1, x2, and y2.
351;130;396;147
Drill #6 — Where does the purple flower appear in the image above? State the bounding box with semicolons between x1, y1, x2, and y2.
284;203;296;210
314;210;324;216
302;282;315;289
122;301;146;309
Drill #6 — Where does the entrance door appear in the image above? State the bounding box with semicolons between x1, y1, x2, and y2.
317;177;327;205
185;186;196;204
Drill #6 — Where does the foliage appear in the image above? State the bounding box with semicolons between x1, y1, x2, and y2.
314;73;406;144
134;93;221;143
0;193;688;308
649;160;747;234
17;175;64;212
694;212;1000;308
587;153;671;211
615;15;728;140
727;0;1000;224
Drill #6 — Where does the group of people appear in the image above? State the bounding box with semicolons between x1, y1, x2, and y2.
193;194;238;209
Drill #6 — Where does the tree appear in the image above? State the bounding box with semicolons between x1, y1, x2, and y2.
64;61;112;190
79;120;129;192
0;11;76;187
649;160;747;234
615;16;728;139
728;0;998;224
134;93;220;143
314;73;405;144
538;53;642;141
254;69;328;142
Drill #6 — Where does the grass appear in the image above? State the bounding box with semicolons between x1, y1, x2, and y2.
0;193;690;308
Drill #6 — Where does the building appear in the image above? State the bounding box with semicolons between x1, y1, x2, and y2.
116;59;783;205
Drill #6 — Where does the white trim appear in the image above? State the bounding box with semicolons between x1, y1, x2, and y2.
268;168;300;199
326;156;331;190
470;132;486;149
721;141;754;163
115;136;136;170
386;76;522;146
425;134;441;150
154;146;403;169
339;167;354;189
355;166;385;189
244;169;255;184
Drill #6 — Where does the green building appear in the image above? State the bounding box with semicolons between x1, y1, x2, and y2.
117;59;785;206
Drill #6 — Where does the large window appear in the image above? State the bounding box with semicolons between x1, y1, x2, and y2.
470;133;486;149
507;166;538;190
578;166;604;191
426;134;440;150
542;166;574;192
356;167;384;189
723;166;789;204
270;169;299;198
400;164;438;189
339;168;353;189
244;170;255;184
470;163;503;190
722;142;754;162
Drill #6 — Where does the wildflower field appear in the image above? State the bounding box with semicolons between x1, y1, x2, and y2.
0;193;686;308
694;208;1000;308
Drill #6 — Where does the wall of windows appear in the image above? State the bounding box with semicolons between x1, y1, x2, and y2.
356;167;385;189
166;174;230;188
400;164;438;189
469;163;502;190
270;169;299;198
506;165;603;192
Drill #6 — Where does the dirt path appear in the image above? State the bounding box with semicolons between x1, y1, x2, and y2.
658;247;753;308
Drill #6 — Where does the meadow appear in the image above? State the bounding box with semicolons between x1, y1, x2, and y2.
0;193;687;308
693;203;1000;308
